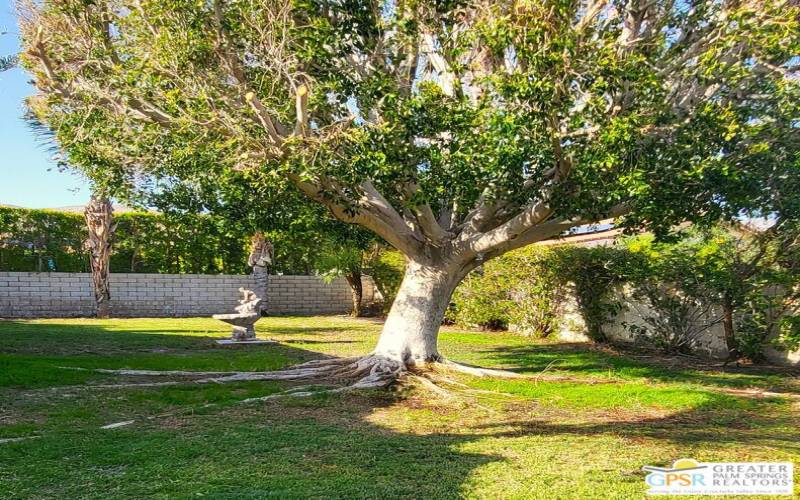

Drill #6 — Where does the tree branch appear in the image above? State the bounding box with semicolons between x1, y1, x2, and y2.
288;174;424;256
420;32;458;97
467;200;554;256
359;180;426;241
476;203;631;260
213;0;288;144
293;83;309;136
531;203;628;250
399;181;452;245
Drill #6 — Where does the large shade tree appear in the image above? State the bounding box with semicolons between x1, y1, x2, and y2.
19;0;800;386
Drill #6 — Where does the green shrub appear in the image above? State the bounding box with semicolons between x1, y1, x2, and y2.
0;207;247;274
621;229;800;360
450;244;639;340
552;246;636;341
450;246;567;334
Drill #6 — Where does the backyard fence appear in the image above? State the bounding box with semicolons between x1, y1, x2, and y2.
0;272;377;318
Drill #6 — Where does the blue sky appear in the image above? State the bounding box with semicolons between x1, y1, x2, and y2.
0;1;90;208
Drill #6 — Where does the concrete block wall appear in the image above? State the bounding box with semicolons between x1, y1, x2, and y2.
0;272;376;318
546;285;799;366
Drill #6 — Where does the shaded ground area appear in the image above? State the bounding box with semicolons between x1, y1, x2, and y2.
0;317;798;498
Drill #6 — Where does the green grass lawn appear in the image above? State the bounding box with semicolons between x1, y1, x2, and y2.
0;317;798;499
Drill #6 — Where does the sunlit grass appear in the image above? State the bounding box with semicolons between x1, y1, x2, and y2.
0;316;797;498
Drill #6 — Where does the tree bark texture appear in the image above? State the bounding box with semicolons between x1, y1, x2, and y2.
84;196;114;318
345;270;363;317
374;259;463;363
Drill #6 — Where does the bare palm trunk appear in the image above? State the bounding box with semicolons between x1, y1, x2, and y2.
345;270;363;317
85;196;114;318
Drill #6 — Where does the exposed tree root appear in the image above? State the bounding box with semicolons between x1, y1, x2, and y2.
401;370;506;414
91;381;189;389
57;356;529;406
0;436;41;445
438;359;525;378
239;384;356;404
421;371;470;388
404;373;458;400
61;355;405;390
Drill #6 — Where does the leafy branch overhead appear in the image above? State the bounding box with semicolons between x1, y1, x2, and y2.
19;0;799;260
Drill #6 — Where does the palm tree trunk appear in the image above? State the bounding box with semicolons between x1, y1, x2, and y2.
85;196;114;318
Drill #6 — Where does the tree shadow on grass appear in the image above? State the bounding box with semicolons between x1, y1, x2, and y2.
481;343;800;394
280;338;361;344
0;319;229;353
0;399;502;498
260;325;376;335
467;395;800;455
0;320;371;355
3;384;796;498
0;320;359;389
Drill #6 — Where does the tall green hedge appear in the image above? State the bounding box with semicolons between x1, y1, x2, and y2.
0;207;87;272
0;207;250;274
111;213;249;274
0;206;384;276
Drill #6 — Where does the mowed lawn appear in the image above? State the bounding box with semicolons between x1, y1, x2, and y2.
1;317;798;499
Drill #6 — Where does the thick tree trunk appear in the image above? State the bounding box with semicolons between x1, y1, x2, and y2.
373;259;460;364
345;270;363;317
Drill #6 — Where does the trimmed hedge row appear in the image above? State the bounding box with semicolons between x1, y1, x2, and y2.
0;208;87;272
0;207;249;274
